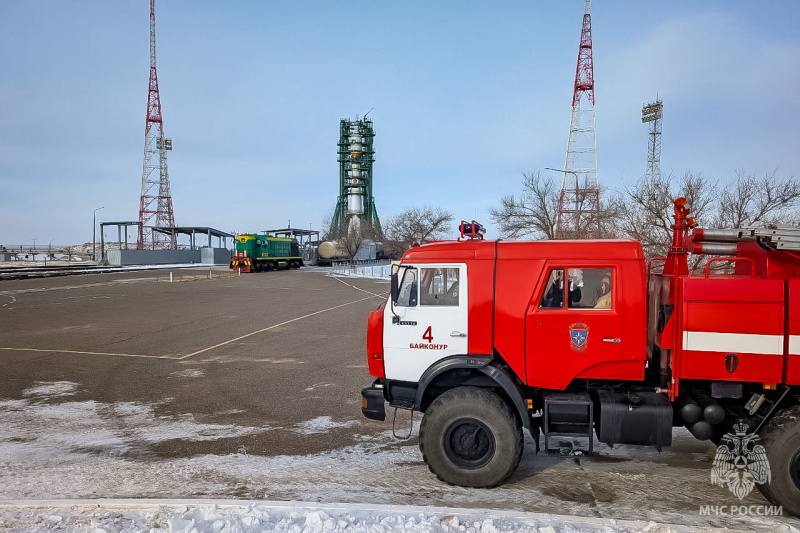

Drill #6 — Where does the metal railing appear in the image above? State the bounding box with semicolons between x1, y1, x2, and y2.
330;261;391;279
158;270;239;283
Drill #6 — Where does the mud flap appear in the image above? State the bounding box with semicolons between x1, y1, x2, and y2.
361;381;386;421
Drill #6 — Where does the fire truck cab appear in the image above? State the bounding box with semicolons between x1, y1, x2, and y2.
361;201;800;516
376;239;647;391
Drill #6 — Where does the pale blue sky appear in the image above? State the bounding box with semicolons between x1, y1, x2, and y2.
1;1;799;246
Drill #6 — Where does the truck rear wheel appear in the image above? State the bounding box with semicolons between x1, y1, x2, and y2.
757;404;800;517
419;386;523;488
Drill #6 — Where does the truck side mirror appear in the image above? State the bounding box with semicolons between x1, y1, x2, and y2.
390;271;399;303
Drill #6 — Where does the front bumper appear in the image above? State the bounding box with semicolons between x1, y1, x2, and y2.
361;379;386;421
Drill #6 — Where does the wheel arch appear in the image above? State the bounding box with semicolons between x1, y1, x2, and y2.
414;355;530;431
756;401;800;517
754;386;800;435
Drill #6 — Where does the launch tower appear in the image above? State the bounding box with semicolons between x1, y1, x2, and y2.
330;117;382;239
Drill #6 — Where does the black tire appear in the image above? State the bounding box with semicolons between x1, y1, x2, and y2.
419;386;523;488
757;404;800;517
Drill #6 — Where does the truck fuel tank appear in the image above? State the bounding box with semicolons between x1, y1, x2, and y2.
595;390;673;449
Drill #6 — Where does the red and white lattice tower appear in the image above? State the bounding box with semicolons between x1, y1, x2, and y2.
137;0;175;250
556;0;600;239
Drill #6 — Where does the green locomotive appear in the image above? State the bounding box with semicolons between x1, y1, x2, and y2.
230;234;303;272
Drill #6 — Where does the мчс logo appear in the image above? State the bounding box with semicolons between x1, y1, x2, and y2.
711;422;771;500
569;323;589;351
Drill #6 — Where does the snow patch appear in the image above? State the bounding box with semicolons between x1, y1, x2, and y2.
22;381;79;398
304;382;334;392
292;416;359;435
169;369;206;378
0;397;269;461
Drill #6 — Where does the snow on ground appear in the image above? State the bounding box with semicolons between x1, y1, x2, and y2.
0;500;776;533
2;388;799;532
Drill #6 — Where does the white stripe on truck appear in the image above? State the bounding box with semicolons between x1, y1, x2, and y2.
683;331;783;355
790;335;800;355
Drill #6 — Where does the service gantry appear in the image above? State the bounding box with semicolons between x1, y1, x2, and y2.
329;117;382;240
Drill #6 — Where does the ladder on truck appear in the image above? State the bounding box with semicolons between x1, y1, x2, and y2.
697;225;800;251
749;225;800;251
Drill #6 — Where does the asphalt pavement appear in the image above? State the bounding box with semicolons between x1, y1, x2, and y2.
0;266;389;458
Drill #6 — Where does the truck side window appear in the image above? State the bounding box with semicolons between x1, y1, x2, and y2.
540;269;565;309
540;268;586;309
396;268;418;307
567;268;583;308
592;269;612;309
570;268;612;309
420;267;460;306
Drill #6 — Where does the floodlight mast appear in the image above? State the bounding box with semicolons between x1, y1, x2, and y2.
642;99;664;182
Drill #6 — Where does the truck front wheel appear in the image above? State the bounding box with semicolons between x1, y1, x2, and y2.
757;404;800;517
419;386;523;488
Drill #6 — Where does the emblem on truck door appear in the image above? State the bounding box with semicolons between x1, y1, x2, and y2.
569;323;589;351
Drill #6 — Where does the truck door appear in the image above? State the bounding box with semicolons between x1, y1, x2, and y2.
526;266;635;390
383;264;468;382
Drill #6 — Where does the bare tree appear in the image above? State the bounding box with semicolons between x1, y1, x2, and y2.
383;206;455;257
615;172;716;265
618;170;800;251
337;218;377;265
488;168;800;272
575;189;624;240
613;170;800;272
713;169;800;228
490;171;560;239
319;211;334;241
490;171;621;240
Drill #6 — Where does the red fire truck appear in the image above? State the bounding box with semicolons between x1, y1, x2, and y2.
361;198;800;516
